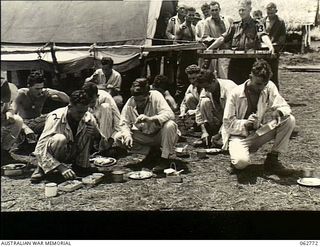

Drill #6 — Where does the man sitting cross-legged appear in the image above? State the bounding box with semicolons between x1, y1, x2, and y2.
194;70;237;148
31;90;105;183
114;78;179;172
223;59;295;171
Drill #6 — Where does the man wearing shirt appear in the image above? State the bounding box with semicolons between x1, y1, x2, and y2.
207;0;275;85
86;56;123;109
1;77;23;165
115;78;178;172
202;1;233;78
82;82;121;153
194;70;236;148
175;7;198;104
31;90;104;183
262;2;286;89
223;60;295;171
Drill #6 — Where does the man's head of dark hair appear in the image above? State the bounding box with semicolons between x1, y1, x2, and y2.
130;78;150;96
27;71;45;87
251;59;272;81
153;75;169;90
187;7;196;12
69;90;91;106
185;64;201;75
101;56;114;67
197;69;215;85
201;3;210;11
210;1;221;9
82;82;98;99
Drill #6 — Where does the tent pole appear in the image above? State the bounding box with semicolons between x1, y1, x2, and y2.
50;42;61;84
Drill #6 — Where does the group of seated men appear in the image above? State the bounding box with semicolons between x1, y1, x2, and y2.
1;56;295;183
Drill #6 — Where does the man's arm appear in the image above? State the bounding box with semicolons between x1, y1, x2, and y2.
166;18;176;40
261;35;275;54
46;88;70;103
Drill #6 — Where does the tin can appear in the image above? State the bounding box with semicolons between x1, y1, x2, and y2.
45;183;57;197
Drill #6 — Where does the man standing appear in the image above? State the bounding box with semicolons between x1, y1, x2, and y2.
202;1;234;78
207;0;275;85
86;56;123;109
223;60;295;171
194;70;236;147
175;7;198;104
1;76;23;165
165;4;187;87
12;71;69;151
114;78;179;172
262;2;286;89
31;90;104;183
195;3;211;41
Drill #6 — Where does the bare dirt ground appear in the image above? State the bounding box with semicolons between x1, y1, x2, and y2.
1;52;320;212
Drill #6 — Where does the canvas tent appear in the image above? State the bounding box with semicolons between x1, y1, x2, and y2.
1;0;177;74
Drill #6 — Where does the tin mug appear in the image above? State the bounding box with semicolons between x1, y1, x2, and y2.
45;183;57;197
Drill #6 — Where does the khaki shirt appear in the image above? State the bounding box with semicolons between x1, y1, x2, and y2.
222;17;267;50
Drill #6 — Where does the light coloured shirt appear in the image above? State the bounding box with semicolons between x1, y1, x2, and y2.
89;69;122;92
90;90;121;139
196;78;236;125
180;84;200;114
34;106;101;173
223;80;292;149
118;90;175;137
203;15;233;40
195;19;206;41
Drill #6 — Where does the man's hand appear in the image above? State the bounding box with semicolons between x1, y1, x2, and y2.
5;111;15;124
26;132;37;144
136;114;153;124
271;110;282;124
85;122;99;136
245;113;259;130
57;164;76;180
122;136;133;149
179;112;186;119
103;137;114;150
269;46;275;55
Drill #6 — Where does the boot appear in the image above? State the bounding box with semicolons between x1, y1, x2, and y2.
264;152;286;171
1;149;18;166
152;158;171;173
30;166;45;184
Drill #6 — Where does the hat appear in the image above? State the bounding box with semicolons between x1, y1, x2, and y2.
130;78;150;96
